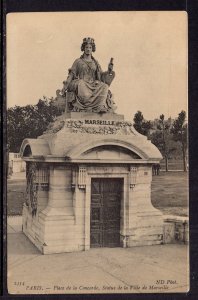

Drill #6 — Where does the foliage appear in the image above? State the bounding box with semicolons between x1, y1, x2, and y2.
132;111;187;168
171;110;188;171
7;97;61;152
150;114;176;171
133;111;152;136
171;111;187;144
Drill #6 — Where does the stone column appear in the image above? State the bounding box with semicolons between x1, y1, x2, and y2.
38;164;77;254
120;175;130;248
127;165;163;247
84;174;91;250
73;165;89;251
41;165;74;216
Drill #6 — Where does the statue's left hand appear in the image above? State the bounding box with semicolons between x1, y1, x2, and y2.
108;57;114;73
62;80;69;92
108;63;114;73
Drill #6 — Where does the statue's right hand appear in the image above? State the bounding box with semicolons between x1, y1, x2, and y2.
62;88;68;95
63;80;69;91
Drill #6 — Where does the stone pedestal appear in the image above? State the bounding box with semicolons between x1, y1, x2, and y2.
21;112;163;254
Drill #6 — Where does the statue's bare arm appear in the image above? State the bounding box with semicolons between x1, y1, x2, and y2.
62;70;74;92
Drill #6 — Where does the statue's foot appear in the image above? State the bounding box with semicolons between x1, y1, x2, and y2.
98;106;108;113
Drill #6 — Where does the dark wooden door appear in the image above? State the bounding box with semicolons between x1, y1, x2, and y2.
90;178;122;248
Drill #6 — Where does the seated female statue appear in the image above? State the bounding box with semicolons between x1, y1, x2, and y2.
62;37;116;113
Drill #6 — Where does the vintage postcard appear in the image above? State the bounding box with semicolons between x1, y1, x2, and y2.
6;11;188;294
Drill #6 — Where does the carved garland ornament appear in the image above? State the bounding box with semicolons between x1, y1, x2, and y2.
26;163;49;216
78;166;87;189
26;162;38;216
130;166;138;189
65;120;136;135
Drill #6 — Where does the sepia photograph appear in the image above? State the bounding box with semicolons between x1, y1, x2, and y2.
6;11;188;294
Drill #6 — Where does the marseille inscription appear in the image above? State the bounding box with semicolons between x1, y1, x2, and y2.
85;120;116;126
65;119;136;135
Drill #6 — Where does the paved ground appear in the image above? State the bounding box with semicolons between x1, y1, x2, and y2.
7;217;189;295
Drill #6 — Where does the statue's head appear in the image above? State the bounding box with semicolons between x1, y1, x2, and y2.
81;37;96;52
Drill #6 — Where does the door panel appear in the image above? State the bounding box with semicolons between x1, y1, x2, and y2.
90;178;122;248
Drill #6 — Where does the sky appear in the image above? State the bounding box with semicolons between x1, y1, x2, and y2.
7;11;187;120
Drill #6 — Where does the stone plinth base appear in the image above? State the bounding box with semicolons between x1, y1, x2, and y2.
21;112;164;254
22;204;83;254
121;208;163;247
65;112;124;120
163;215;189;244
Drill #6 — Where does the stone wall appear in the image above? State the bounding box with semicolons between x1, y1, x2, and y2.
21;113;164;254
126;166;163;246
163;216;189;244
23;163;164;254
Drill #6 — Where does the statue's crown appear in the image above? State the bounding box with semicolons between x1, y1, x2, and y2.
83;37;94;44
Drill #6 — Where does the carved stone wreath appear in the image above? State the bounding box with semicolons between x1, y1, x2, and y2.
65;120;136;135
26;162;38;217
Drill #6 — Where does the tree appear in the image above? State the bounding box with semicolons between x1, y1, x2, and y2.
171;110;188;172
151;114;176;172
7;97;61;153
133;111;152;137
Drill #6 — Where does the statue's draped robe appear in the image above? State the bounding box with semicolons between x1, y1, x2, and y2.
68;57;109;111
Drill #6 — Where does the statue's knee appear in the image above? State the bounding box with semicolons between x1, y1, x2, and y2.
78;79;85;86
